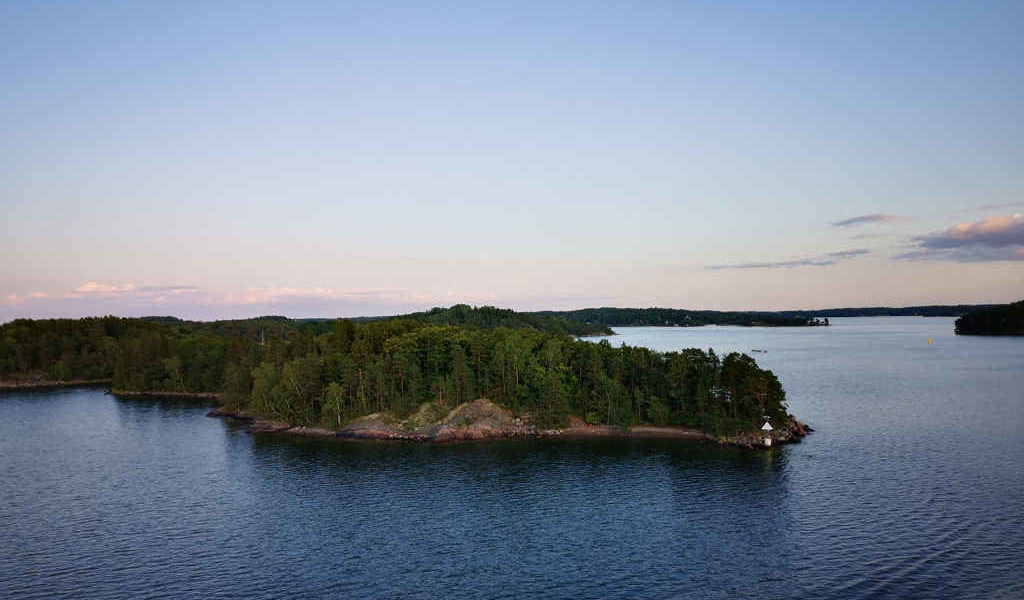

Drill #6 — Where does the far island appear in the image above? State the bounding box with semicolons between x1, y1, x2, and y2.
531;307;828;329
0;305;809;448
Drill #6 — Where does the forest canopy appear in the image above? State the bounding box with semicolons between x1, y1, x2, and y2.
1;306;789;435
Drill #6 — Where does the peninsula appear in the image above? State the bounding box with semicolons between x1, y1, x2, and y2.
954;300;1024;336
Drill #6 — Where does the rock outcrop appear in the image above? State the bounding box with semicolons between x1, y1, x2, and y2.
338;399;536;442
715;416;813;448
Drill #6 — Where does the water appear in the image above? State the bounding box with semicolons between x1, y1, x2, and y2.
1;317;1022;599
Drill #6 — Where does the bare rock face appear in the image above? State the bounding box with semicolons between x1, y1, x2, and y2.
249;419;293;434
437;399;539;440
336;399;536;442
207;408;254;421
338;413;427;441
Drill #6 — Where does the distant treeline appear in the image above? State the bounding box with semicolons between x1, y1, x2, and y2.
955;301;1024;336
533;307;826;328
769;305;998;318
0;307;788;435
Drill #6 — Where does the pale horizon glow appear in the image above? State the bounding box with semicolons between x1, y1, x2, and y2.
2;1;1023;321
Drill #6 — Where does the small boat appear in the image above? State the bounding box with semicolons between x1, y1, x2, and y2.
751;348;767;353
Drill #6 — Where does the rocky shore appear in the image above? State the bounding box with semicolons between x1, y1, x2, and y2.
0;379;111;390
208;398;811;449
715;416;813;448
111;389;220;400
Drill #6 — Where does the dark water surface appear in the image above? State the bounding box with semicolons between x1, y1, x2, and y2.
2;317;1023;599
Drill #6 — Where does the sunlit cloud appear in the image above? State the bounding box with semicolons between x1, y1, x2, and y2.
4;292;50;305
832;214;908;227
74;282;136;294
70;282;199;297
895;214;1024;262
708;249;869;270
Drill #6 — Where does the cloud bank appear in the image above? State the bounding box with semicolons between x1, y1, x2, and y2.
896;214;1024;262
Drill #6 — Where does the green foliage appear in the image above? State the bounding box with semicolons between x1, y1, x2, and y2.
1;307;790;434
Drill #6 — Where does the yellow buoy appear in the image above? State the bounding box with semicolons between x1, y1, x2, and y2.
928;338;933;345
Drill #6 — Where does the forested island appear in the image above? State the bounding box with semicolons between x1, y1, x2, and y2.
954;301;1024;336
0;306;807;446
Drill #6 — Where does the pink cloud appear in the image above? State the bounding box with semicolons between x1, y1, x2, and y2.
930;214;1024;248
74;282;136;293
896;214;1024;262
2;282;505;321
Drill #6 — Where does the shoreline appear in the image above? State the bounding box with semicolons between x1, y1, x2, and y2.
1;379;111;391
110;389;220;400
4;383;810;449
206;404;811;449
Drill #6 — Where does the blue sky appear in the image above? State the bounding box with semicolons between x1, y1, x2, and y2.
2;0;1023;320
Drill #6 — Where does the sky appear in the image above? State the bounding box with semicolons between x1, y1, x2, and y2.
2;0;1023;321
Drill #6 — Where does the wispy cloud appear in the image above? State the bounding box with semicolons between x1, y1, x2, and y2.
138;285;200;294
65;282;200;299
3;282;201;303
75;282;136;294
832;214;908;227
895;214;1024;262
2;282;507;319
224;287;430;305
978;202;1024;211
847;233;890;240
5;283;501;309
708;249;869;270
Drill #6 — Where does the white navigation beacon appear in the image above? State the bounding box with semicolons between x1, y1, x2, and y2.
761;419;773;447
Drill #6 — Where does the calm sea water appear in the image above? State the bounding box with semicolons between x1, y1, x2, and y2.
2;317;1023;599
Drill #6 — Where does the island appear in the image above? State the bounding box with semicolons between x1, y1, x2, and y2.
954;300;1024;336
0;306;810;448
